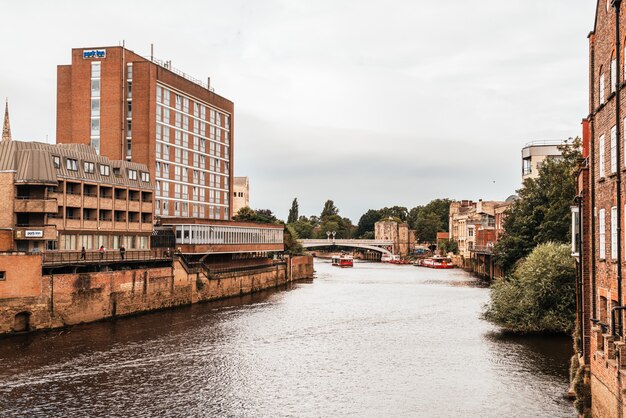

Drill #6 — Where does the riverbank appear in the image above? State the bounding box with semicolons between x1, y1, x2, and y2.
0;254;314;336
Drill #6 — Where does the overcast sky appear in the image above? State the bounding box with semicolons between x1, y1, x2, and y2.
0;0;596;222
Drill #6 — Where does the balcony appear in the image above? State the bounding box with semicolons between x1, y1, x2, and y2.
14;198;58;214
14;225;57;241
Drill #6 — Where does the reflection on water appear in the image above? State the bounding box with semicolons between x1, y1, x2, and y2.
0;260;574;417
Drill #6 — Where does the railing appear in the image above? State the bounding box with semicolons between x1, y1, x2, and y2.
42;248;172;265
470;245;494;254
151;57;214;92
206;261;285;276
523;139;568;148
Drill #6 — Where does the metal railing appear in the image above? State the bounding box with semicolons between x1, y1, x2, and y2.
470;245;494;254
42;248;172;265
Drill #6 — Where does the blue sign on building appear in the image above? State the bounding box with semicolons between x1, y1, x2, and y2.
82;49;106;59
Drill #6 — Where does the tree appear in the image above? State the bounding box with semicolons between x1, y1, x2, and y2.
493;139;581;273
356;209;383;238
291;218;314;239
233;207;280;224
483;242;576;333
287;198;299;224
284;225;304;255
414;211;441;242
379;206;409;222
439;239;459;255
321;200;339;218
422;199;452;232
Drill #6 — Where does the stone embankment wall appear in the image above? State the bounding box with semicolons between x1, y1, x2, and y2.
0;254;314;335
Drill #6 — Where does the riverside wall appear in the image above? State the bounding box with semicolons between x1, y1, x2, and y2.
0;254;314;335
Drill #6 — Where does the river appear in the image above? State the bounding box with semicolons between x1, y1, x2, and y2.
0;260;575;417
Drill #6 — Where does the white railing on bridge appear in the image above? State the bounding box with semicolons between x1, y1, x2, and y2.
300;239;394;246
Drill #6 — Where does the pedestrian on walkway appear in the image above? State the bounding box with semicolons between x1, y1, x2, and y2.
120;244;126;260
80;246;86;260
99;245;105;260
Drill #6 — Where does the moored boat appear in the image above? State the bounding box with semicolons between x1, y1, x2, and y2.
418;255;455;269
332;254;354;267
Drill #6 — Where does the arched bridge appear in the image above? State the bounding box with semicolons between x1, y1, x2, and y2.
299;239;394;255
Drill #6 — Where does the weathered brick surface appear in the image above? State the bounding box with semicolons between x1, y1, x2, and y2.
0;255;313;335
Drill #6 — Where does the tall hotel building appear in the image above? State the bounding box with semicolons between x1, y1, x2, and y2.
57;46;233;222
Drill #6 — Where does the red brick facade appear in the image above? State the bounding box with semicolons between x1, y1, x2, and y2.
579;2;626;416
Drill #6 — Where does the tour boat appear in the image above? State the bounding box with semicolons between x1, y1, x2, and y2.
381;254;401;263
332;254;354;268
419;256;455;269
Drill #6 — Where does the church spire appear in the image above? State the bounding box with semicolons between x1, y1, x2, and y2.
2;98;11;142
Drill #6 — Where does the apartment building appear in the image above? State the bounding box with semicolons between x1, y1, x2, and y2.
0;139;153;252
521;141;563;182
57;46;233;222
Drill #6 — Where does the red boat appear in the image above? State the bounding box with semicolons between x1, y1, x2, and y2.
332;254;354;268
418;256;455;269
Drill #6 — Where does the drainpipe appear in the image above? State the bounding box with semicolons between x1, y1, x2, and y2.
590;31;598;322
614;0;623;337
576;195;584;354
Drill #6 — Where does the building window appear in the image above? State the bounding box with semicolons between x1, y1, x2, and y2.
90;61;101;155
600;134;606;178
600;71;605;105
141;172;150;182
66;158;78;171
128;169;138;180
52;156;60;169
600;208;606;259
612;55;617;93
0;271;5;281
612;206;618;259
611;126;617;173
83;161;95;174
100;164;110;176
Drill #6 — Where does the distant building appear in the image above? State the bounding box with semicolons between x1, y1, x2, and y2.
233;176;249;215
521;141;563;182
0;139;153;252
374;218;415;257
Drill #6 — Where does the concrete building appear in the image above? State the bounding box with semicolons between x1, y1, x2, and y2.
233;176;249;215
0;138;153;253
574;2;626;416
57;46;233;222
521;141;563;182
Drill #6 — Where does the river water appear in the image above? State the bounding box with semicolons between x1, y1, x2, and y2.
0;260;575;417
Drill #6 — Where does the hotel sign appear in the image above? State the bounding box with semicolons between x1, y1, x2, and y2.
25;230;43;238
83;49;106;59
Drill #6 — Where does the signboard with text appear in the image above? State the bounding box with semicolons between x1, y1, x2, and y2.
83;49;106;59
25;230;44;238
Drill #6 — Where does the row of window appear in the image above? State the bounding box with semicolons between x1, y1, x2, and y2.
155;199;228;219
90;62;101;154
52;155;150;183
59;234;149;251
155;129;230;159
598;44;626;105
598;207;620;260
157;85;230;130
173;224;283;245
156;111;230;146
598;120;626;178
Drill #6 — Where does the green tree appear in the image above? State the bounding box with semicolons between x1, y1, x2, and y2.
380;206;409;221
284;225;304;255
287;198;299;224
439;238;459;255
493;139;581;273
356;209;383;237
422;199;452;232
483;242;576;333
414;211;441;242
321;200;339;218
233;207;280;224
291;218;314;239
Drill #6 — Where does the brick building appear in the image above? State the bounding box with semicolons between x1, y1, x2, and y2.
576;1;626;416
57;46;233;222
0;138;153;253
374;219;415;257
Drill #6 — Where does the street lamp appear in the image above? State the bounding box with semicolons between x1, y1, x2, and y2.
326;231;331;240
331;231;336;240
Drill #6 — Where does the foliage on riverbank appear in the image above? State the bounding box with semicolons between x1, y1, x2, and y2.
483;242;576;334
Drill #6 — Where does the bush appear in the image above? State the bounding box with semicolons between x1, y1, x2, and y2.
483;242;576;334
